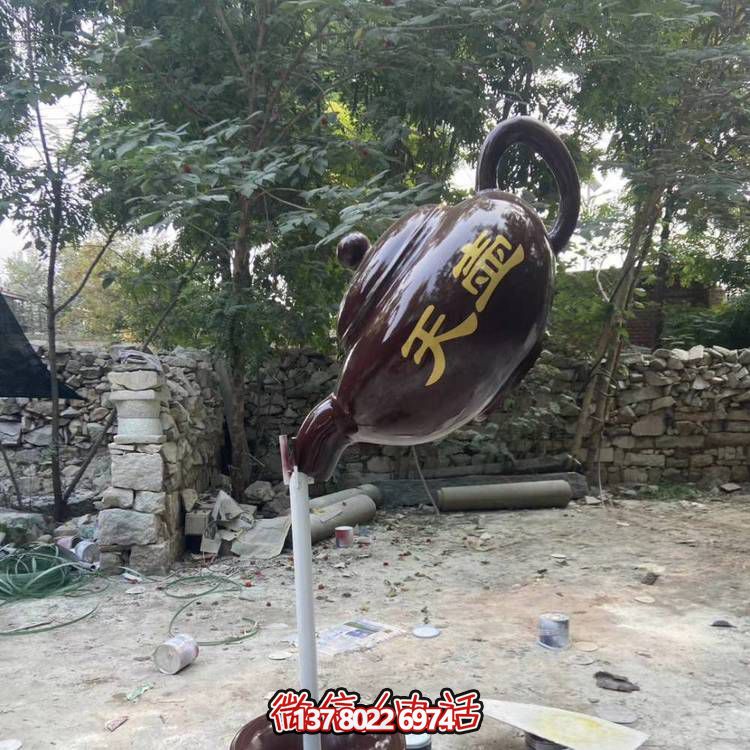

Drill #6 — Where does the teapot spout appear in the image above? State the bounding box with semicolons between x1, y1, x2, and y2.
294;394;357;481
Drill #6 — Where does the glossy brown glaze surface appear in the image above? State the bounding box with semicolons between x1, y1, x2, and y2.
230;715;406;750
295;117;579;481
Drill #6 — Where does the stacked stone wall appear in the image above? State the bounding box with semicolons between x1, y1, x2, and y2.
247;344;750;487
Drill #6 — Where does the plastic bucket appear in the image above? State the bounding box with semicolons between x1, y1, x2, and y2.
230;715;406;750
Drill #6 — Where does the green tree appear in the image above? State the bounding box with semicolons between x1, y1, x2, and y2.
0;1;127;519
88;0;577;497
557;0;750;468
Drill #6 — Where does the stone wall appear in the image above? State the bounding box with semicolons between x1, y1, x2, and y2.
247;344;750;487
0;346;225;571
600;345;750;485
0;344;115;502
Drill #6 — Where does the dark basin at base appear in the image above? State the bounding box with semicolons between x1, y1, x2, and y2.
231;715;406;750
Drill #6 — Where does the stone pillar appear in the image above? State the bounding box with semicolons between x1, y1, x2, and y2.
97;362;180;575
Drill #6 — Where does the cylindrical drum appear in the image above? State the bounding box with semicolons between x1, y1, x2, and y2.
74;540;100;564
538;613;570;650
153;634;199;674
437;480;572;512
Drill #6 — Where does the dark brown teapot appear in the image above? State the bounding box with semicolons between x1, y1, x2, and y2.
294;116;580;481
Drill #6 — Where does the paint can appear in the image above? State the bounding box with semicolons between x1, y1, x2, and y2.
405;734;432;749
525;733;570;750
537;612;570;650
335;525;355;548
153;634;199;675
74;539;100;564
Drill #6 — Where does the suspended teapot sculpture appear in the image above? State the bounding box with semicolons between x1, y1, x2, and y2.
294;116;580;481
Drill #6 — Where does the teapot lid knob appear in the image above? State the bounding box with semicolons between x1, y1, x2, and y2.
337;232;371;269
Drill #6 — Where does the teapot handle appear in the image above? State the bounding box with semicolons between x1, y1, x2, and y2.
475;116;580;255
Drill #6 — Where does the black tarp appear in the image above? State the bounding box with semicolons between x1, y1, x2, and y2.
0;292;81;399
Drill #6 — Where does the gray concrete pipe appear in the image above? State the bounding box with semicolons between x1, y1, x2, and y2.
310;494;377;544
437;480;572;512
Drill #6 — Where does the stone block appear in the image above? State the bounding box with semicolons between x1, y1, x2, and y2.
109;370;161;391
129;542;172;575
598;446;614;463
134;490;167;514
707;433;750;447
0;420;21;445
181;488;199;511
624;453;665;467
97;509;161;546
632;414;666;436
623;468;648;484
619;386;663;406
244;480;275;503
690;454;714;469
25;425;53;446
111;452;164;491
651;396;676;410
99;551;126;576
611;435;636;449
101;486;134;509
655;435;705;448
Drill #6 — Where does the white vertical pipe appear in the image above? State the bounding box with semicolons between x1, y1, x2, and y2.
289;468;322;750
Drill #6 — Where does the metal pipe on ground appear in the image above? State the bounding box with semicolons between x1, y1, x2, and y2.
437;480;572;512
310;494;377;544
310;484;382;510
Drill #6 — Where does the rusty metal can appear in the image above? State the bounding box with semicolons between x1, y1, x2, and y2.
334;525;355;548
537;612;570;650
153;634;199;674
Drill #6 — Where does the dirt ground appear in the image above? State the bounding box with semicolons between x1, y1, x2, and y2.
2;495;749;749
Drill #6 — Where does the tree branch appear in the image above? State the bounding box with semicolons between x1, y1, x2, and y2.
54;226;120;315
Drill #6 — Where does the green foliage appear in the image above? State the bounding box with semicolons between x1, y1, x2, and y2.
662;292;750;350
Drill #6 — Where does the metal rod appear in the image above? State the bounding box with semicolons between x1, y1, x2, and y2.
289;468;322;750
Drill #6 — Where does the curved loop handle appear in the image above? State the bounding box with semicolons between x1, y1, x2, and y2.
475;116;581;255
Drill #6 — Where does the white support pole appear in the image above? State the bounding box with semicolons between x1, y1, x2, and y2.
289;468;322;750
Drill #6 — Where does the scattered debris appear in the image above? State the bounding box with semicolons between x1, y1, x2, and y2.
105;717;128;733
594;671;640;693
267;651;294;661
295;619;403;657
711;619;736;629
595;706;639;725
720;483;741;494
126;683;154;702
231;516;291;559
634;594;655;604
575;641;599;653
640;571;659;586
412;625;441;639
568;653;596;667
0;741;22;750
584;495;602;506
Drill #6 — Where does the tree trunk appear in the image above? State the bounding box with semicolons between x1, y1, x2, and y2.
46;171;67;522
572;183;665;468
47;233;64;522
226;196;254;500
652;192;676;346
